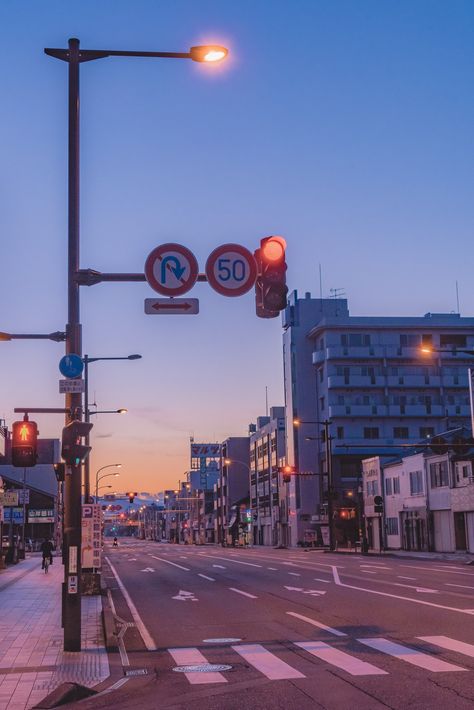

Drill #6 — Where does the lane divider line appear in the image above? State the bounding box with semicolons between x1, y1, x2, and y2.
105;557;157;651
198;574;215;581
286;611;347;637
150;555;190;571
229;587;258;599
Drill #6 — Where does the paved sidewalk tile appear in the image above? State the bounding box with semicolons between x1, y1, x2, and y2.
0;558;109;710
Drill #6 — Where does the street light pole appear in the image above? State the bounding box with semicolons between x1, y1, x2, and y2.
95;464;121;500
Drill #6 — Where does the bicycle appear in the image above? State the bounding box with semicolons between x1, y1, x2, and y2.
43;557;50;574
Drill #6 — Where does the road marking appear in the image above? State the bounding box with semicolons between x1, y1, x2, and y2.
286;611;347;637
232;644;305;679
284;585;326;596
105;557;157;651
213;564;226;569
268;567;278;571
168;648;227;684
398;576;416;580
150;555;190;571
360;565;390;569
288;572;301;577
314;578;331;583
198;574;215;581
361;570;377;574
400;565;474;577
229;587;257;599
331;566;474;616
214;556;262;568
358;638;467;672
446;583;474;590
418;635;474;658
140;567;155;573
295;641;387;676
173;589;198;602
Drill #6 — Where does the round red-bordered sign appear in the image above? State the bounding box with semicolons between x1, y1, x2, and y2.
205;244;257;297
145;243;199;297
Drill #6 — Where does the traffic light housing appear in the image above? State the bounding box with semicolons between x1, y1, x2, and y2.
128;492;137;504
254;236;288;318
53;463;66;482
278;464;297;483
61;420;93;465
11;419;38;467
374;495;384;514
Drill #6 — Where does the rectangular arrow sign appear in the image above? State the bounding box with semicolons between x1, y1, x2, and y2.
144;298;199;315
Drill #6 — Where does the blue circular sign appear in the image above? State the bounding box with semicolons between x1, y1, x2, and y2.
59;354;84;379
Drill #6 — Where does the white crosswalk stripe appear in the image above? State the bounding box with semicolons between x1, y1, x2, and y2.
168;648;227;684
232;644;305;679
357;638;467;672
418;636;474;659
295;641;387;676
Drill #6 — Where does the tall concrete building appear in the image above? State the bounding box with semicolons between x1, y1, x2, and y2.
283;291;474;546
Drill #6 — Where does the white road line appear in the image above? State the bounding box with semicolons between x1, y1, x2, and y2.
288;572;301;577
286;611;347;637
360;564;390;569
446;583;474;590
361;570;377;574
314;578;331;583
213;556;262;568
168;648;227;684
268;567;278;571
105;557;157;651
198;574;215;581
232;644;305;679
229;587;258;599
400;564;474;577
358;638;467;672
150;555;190;571
398;576;416;580
295;641;387;676
331;565;474;616
213;564;226;569
418;635;474;658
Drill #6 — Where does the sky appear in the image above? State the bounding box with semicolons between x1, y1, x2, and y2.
1;0;473;492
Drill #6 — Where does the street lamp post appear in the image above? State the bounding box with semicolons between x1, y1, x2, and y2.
95;464;121;500
294;419;335;551
45;36;228;651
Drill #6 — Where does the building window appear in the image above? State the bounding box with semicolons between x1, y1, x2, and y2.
320;396;325;411
364;427;379;439
440;334;466;348
386;518;399;536
337;426;344;439
318;367;324;382
393;477;400;494
367;480;379;496
393;427;409;439
400;334;420;347
420;427;435;439
385;478;393;495
409;470;424;495
430;461;449;488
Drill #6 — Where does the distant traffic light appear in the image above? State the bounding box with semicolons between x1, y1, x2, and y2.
254;236;288;318
11;419;38;467
128;492;137;504
374;495;384;514
278;464;297;483
53;463;66;482
61;420;93;465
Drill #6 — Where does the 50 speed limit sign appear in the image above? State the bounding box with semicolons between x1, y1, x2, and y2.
205;244;257;297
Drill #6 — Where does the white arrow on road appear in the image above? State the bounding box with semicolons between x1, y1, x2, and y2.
140;567;155;573
284;586;326;596
172;590;198;602
213;564;226;569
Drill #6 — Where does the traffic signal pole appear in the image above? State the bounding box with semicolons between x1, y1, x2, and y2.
63;37;83;652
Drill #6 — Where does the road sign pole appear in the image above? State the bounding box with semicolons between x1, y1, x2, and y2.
63;37;82;652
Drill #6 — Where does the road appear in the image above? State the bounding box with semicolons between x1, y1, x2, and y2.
83;541;474;709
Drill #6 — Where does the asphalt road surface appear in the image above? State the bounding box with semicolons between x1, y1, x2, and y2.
81;540;474;710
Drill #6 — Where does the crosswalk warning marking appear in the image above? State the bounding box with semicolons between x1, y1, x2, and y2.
294;641;387;676
168;648;227;684
418;636;474;659
357;638;467;672
232;644;305;680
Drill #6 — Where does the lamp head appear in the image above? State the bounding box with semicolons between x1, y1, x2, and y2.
190;45;228;63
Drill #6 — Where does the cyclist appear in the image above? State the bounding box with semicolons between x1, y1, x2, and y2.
113;537;118;547
41;538;54;570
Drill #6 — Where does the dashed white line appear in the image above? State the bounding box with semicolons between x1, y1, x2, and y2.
286;611;347;637
446;583;474;590
288;572;301;577
398;576;416;580
198;573;215;581
150;555;190;571
229;587;258;599
314;578;331;583
268;567;278;571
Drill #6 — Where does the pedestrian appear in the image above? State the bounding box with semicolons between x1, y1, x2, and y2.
41;538;54;569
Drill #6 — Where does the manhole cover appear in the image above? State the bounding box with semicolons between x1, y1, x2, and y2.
125;668;148;677
202;638;242;644
173;664;232;673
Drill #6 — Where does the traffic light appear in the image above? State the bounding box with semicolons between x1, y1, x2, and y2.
53;463;66;482
278;464;297;483
374;495;384;514
11;419;38;467
128;492;137;504
254;236;288;318
61;420;93;465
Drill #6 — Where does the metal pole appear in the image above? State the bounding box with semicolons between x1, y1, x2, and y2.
84;355;90;502
63;36;83;652
325;421;335;551
22;468;26;555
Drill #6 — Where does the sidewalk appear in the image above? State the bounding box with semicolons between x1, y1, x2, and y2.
332;546;474;563
0;555;110;710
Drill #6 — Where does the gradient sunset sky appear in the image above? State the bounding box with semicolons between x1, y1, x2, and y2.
1;0;473;492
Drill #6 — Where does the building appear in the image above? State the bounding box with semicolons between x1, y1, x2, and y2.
249;407;289;547
214;437;249;545
283;290;474;546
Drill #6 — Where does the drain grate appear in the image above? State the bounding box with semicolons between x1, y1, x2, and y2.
202;638;242;644
125;668;148;677
173;664;232;673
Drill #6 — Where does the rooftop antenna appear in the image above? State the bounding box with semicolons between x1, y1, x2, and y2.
330;288;346;299
265;386;269;417
319;263;323;303
456;281;460;314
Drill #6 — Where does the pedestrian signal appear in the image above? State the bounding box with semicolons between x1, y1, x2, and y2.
12;419;38;467
61;420;93;465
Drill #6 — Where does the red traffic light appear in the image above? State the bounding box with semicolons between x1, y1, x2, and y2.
261;236;286;263
12;419;39;467
255;236;288;318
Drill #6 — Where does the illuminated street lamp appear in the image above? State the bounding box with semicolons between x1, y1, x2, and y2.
95;464;121;499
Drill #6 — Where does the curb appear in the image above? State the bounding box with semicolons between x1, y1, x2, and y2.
32;682;97;708
325;549;474;564
100;576;119;652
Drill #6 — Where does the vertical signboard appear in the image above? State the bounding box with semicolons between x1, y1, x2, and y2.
81;504;102;569
469;368;474;438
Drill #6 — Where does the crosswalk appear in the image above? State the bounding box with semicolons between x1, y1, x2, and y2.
166;634;474;684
